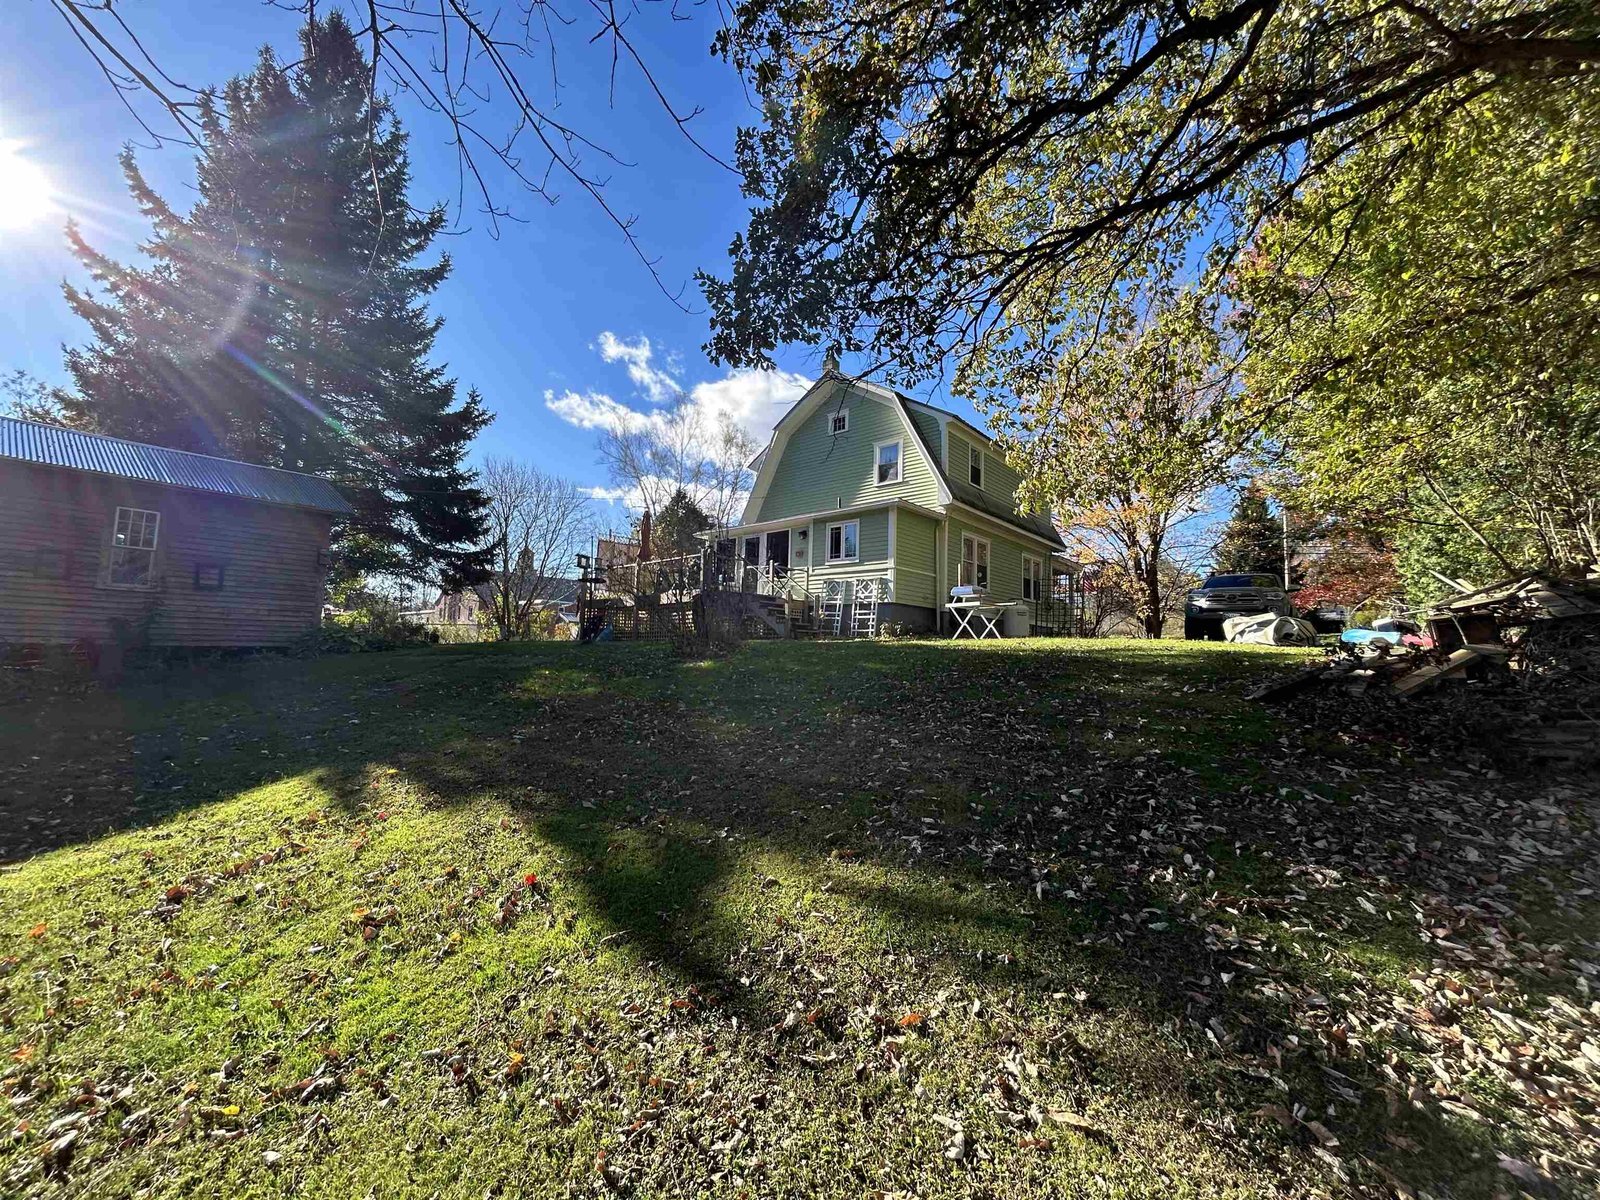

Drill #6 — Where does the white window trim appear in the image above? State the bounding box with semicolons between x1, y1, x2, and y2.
959;533;990;588
968;444;984;489
829;408;849;435
107;505;161;590
873;438;903;487
826;519;860;564
1022;554;1042;601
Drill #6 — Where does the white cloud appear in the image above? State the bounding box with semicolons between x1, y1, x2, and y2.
597;332;680;404
546;336;814;516
577;484;636;505
686;367;811;446
543;388;659;435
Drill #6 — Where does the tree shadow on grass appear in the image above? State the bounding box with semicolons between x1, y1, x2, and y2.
0;639;1574;1196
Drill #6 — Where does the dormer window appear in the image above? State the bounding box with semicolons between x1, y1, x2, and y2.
829;409;849;435
874;439;901;485
968;444;984;488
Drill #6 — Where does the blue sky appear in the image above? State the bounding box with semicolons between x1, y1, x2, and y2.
0;0;979;530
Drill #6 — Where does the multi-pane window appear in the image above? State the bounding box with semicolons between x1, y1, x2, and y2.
829;410;849;435
826;520;859;563
108;506;160;588
960;534;989;588
875;440;901;485
968;445;983;488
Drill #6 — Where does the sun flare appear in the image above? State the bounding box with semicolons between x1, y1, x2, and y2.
0;142;57;231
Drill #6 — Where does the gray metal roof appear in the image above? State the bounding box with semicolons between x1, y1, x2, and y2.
0;416;354;515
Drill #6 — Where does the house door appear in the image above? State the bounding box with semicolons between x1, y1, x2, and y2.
764;530;790;577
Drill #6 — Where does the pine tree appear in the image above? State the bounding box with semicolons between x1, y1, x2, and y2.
651;489;713;557
1214;485;1284;578
58;13;490;587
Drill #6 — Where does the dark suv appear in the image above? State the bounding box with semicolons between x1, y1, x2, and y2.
1184;573;1291;640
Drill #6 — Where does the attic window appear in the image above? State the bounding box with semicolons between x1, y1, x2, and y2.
874;440;901;485
108;506;160;589
829;409;849;435
968;445;984;488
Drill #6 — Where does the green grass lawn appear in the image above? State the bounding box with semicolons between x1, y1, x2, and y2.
1;638;1595;1198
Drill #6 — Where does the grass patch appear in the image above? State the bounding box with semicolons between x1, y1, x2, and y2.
1;638;1592;1197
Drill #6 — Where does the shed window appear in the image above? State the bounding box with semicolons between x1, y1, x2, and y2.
874;440;902;485
193;563;226;591
968;445;984;489
108;506;160;589
829;409;849;435
826;520;859;563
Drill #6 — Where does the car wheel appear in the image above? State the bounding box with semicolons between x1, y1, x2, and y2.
1184;618;1203;640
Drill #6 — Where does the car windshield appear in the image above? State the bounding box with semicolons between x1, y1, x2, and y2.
1204;574;1263;589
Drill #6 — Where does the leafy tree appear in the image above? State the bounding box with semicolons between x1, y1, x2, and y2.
1214;485;1282;578
976;289;1234;637
1241;84;1600;600
651;489;713;558
57;13;491;587
703;0;1599;378
1296;529;1401;612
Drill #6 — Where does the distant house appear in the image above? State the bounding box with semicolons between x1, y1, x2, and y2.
713;374;1075;633
0;416;351;648
411;575;581;636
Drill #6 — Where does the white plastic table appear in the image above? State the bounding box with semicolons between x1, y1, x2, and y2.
948;598;1006;639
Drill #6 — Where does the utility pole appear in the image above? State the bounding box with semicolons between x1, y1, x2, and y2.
1282;507;1292;591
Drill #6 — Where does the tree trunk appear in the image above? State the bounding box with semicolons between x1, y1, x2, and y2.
1142;571;1164;638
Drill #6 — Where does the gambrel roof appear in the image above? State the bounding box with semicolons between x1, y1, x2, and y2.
744;375;1063;549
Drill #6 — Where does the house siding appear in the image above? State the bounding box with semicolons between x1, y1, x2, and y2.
806;509;890;582
907;408;943;468
946;510;1032;601
0;459;333;647
755;387;942;521
894;510;938;609
948;427;1027;515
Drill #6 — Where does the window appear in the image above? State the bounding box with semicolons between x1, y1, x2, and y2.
960;534;989;588
193;563;226;591
1022;555;1043;601
968;444;984;488
108;506;159;588
874;440;902;485
826;520;859;563
742;536;760;565
829;409;849;435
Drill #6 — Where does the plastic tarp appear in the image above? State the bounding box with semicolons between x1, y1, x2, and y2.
1223;613;1320;646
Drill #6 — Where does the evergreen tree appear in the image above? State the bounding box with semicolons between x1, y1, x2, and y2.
1214;486;1283;578
651;489;713;557
58;13;490;587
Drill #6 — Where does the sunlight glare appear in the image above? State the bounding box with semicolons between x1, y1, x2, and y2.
0;142;57;231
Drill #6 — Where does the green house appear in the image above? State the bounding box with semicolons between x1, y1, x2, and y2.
713;374;1075;635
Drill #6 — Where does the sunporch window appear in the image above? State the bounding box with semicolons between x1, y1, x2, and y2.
1022;555;1043;601
874;440;901;485
826;520;859;563
960;534;989;588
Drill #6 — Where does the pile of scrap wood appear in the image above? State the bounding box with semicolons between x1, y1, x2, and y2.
1248;572;1600;762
